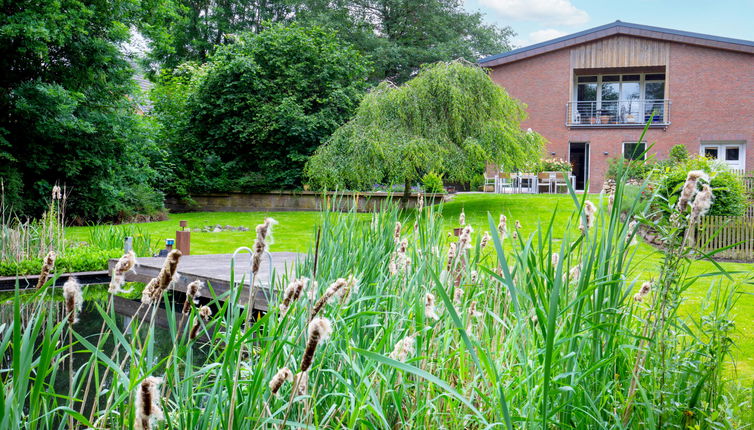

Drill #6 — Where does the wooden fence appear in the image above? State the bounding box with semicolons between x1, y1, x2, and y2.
693;215;754;260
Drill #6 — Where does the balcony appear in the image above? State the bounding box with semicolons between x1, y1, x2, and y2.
566;99;670;127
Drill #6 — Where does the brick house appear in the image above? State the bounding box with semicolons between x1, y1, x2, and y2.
479;21;754;192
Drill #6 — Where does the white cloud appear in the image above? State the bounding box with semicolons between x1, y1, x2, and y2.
479;0;589;26
529;28;569;43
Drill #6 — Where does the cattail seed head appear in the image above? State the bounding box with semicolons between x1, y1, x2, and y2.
389;335;415;362
453;288;464;305
51;185;62;200
425;293;439;320
470;270;478;284
551;253;559;267
417;193;424;212
134;376;163;430
269;367;293;395
252;218;278;273
393;221;402;244
677;170;708;213
569;264;581;281
498;214;508;239
689;184;713;224
150;249;181;303
300;317;332;372
579;200;597;234
480;232;491;250
459;210;466;226
190;306;212;340
182;280;203;314
109;251;137;294
141;278;158;305
36;251;56;289
63;277;83;324
468;301;483;318
633;282;652;303
446;243;457;271
515;220;521;230
294;371;309;397
279;277;309;317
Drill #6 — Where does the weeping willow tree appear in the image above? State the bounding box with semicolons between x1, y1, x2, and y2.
304;60;545;195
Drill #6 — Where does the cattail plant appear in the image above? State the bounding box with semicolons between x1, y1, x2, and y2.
676;170;707;213
459;209;465;226
416;193;424;212
300;317;332;372
468;301;483;318
134;376;164;430
190;305;213;340
480;232;491;250
425;293;439;320
453;288;464;305
446;243;457;271
252;217;278;274
310;277;353;319
498;214;507;239
689;184;713;224
269;367;293;396
293;371;309;397
62;277;83;325
551;252;559;268
389;335;416;362
35;250;56;289
633;281;652;302
143;249;181;304
579;200;597;235
182;280;203;314
393;221;402;244
109;250;137;294
279;277;308;317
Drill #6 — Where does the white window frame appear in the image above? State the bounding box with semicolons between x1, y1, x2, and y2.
622;141;647;161
700;141;747;171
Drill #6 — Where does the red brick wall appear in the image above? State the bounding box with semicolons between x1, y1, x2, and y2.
489;40;754;192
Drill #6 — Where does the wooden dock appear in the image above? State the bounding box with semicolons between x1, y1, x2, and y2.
109;252;304;311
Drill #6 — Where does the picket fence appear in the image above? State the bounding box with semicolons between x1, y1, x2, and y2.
693;215;754;260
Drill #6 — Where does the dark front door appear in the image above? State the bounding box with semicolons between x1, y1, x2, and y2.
569;142;589;191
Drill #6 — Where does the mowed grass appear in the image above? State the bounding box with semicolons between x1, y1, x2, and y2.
66;193;754;379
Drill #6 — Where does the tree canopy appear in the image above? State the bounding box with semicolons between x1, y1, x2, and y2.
0;0;165;220
305;61;545;191
159;23;371;194
141;0;513;83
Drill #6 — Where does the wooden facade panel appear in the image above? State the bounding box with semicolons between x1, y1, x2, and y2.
570;36;670;69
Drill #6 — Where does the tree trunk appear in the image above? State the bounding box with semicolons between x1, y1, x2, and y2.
401;179;411;207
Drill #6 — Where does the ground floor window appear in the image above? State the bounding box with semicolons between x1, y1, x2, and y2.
700;142;746;171
623;142;646;160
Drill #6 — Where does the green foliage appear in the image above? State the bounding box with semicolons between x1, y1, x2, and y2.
296;0;514;83
161;24;370;194
141;0;513;84
606;157;656;181
470;173;485;191
538;157;573;172
422;172;445;193
306;61;545;191
669;144;690;163
0;246;122;276
0;0;165;220
86;225;157;257
656;156;747;217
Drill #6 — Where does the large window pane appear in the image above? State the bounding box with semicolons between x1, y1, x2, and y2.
601;82;619;120
577;83;597;122
624;142;646;160
645;82;665;100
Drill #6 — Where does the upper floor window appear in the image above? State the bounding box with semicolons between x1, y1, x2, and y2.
571;73;667;125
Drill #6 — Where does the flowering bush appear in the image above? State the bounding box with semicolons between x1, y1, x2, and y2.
538;158;573;172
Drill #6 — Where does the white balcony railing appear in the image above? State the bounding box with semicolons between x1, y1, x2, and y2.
566;99;670;126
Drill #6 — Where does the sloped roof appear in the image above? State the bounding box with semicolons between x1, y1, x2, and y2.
479;21;754;68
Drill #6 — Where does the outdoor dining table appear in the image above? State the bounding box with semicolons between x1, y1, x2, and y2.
494;173;577;194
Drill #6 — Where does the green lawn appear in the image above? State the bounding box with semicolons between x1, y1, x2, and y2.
66;193;754;379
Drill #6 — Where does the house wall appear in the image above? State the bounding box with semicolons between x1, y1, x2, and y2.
489;36;754;192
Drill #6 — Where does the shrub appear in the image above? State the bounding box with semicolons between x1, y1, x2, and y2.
669;144;689;163
470;174;485;191
656;156;747;217
539;157;572;172
0;246;122;277
422;172;444;193
606;157;655;181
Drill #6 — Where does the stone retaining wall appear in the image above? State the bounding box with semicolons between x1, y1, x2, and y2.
165;191;448;213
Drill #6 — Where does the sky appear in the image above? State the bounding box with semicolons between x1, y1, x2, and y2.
464;0;754;49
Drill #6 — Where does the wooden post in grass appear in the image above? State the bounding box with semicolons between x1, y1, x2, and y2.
176;220;191;255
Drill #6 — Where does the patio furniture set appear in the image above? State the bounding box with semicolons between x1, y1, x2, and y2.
484;171;575;194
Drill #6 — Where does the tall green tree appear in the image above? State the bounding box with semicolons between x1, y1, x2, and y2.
298;0;514;83
162;23;371;194
0;0;165;220
305;61;545;193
